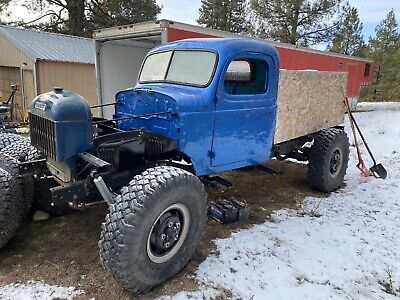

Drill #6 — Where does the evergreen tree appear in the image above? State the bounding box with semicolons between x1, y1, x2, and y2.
197;0;249;33
90;0;161;29
361;9;400;101
327;3;364;56
368;9;399;54
250;0;343;46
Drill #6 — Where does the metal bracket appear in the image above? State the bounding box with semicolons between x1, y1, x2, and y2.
78;152;111;168
18;158;47;176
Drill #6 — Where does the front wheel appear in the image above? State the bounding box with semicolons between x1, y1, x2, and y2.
308;128;350;192
99;166;207;293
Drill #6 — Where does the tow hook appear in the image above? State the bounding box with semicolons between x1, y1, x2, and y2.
91;170;115;205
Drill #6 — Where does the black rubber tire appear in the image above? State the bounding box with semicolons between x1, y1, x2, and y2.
0;133;26;151
308;128;350;192
0;152;34;216
99;166;207;293
26;146;42;161
0;167;26;248
1;139;35;162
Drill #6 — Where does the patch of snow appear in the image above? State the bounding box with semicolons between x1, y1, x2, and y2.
163;108;400;299
355;101;400;112
159;288;219;300
0;280;84;300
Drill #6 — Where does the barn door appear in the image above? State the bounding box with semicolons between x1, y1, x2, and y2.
22;69;35;121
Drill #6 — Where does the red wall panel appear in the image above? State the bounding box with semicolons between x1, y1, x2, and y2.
167;28;373;98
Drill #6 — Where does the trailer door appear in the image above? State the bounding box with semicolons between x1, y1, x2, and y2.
211;54;277;167
96;37;162;118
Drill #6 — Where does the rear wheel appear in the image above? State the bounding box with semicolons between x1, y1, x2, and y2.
0;133;26;151
0;157;30;249
308;128;350;192
0;169;21;248
1;139;36;162
99;166;207;293
0;152;34;216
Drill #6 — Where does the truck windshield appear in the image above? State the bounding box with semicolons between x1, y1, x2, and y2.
139;50;217;87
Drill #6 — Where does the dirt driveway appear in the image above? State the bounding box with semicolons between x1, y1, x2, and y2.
0;160;326;299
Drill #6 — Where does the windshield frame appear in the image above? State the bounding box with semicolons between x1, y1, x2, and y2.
138;48;219;88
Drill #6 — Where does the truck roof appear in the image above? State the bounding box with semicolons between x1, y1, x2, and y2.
150;38;279;59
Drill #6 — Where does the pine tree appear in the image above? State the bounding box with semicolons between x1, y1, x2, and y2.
250;0;343;46
369;9;399;54
90;0;161;29
197;0;249;33
361;9;400;101
327;3;364;56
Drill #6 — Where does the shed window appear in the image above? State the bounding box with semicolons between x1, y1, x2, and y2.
224;59;268;95
364;63;371;77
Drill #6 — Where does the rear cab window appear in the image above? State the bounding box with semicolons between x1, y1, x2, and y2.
224;59;268;95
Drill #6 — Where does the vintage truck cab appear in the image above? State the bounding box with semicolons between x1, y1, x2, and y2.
115;38;280;175
0;38;349;293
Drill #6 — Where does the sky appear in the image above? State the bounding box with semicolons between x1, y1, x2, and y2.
157;0;400;40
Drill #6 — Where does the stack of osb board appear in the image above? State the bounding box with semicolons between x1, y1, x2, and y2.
274;70;347;144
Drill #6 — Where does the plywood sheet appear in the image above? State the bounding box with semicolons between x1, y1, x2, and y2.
275;70;347;144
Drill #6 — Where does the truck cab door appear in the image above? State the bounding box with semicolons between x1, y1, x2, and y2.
211;54;277;167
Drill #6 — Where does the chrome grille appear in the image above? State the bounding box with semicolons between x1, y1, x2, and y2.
29;113;56;159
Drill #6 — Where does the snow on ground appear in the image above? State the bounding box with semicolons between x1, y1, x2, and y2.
0;280;83;300
163;107;400;299
355;101;400;112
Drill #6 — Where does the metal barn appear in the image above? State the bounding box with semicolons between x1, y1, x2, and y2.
0;25;96;121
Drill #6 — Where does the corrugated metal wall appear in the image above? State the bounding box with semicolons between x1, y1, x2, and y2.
36;60;97;107
0;35;36;120
0;35;35;69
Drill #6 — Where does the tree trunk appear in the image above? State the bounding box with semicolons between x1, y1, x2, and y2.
66;0;86;36
289;0;302;44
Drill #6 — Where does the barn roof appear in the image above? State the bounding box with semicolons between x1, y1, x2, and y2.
0;25;95;64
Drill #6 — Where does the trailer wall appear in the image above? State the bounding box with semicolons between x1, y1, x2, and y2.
167;27;372;105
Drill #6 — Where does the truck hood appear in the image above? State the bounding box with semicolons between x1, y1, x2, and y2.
132;83;211;112
115;85;182;141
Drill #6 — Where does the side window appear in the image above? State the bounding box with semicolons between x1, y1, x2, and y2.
224;59;268;95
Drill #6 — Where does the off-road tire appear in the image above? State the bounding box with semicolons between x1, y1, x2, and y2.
0;133;26;151
1;139;35;162
99;166;207;293
0;152;34;215
308;128;350;192
0;168;26;248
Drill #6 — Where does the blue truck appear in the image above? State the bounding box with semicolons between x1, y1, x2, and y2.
0;38;349;292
